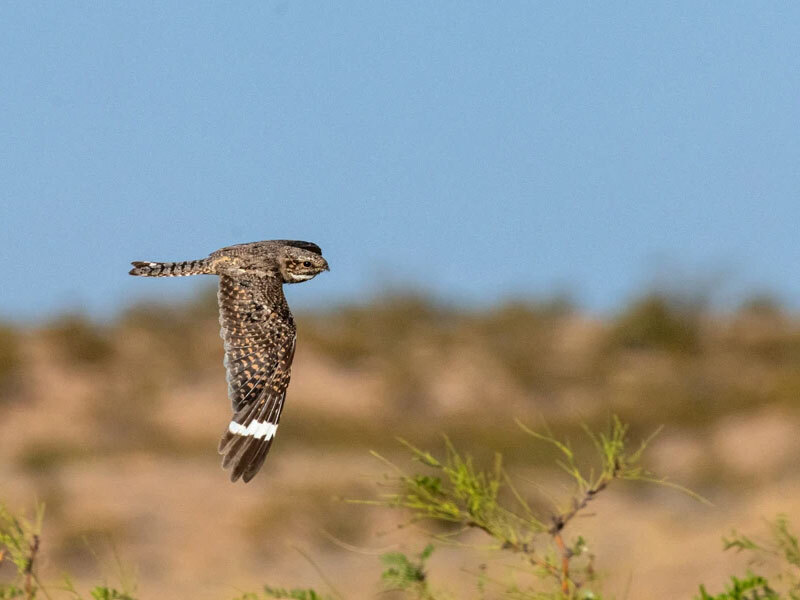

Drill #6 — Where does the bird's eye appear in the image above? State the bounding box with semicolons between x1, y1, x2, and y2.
302;261;312;267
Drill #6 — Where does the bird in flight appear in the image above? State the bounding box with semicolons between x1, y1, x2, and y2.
129;240;329;482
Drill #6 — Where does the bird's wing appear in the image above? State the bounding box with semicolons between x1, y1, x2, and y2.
216;274;296;482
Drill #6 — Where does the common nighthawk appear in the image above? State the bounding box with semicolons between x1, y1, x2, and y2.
129;240;329;482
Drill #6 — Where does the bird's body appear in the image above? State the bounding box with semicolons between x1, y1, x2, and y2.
129;240;329;482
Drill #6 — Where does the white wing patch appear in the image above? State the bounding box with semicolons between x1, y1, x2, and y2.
227;420;278;440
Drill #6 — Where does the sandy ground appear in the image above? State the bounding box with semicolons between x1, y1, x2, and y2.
2;316;800;599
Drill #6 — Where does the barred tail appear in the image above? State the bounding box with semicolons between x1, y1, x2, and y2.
129;258;213;277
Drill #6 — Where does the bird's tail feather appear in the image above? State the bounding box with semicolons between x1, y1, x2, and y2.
129;258;213;277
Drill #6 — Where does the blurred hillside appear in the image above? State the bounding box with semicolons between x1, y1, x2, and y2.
2;288;800;599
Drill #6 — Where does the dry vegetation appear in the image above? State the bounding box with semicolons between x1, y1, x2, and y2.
1;287;800;598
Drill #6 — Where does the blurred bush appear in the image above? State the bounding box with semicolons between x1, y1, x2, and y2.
608;293;702;354
16;440;92;474
301;293;447;367
302;294;575;405
3;287;799;466
301;293;452;409
462;297;574;390
43;313;114;365
118;288;221;379
0;322;21;393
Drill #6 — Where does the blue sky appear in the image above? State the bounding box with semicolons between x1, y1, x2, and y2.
2;2;799;321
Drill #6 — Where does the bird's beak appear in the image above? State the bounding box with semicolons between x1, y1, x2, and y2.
322;260;330;272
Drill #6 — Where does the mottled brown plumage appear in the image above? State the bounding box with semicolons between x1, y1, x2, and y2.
129;240;329;482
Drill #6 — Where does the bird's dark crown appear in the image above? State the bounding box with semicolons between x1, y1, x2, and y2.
279;240;322;255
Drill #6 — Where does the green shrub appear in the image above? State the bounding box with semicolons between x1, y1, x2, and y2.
694;515;800;600
695;573;779;600
0;502;138;600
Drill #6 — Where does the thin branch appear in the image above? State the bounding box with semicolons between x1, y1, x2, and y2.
553;531;571;596
24;533;40;600
548;475;611;536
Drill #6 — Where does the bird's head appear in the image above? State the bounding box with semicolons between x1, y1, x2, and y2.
278;241;329;283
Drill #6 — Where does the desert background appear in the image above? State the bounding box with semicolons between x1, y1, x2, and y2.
2;3;800;599
2;287;800;598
